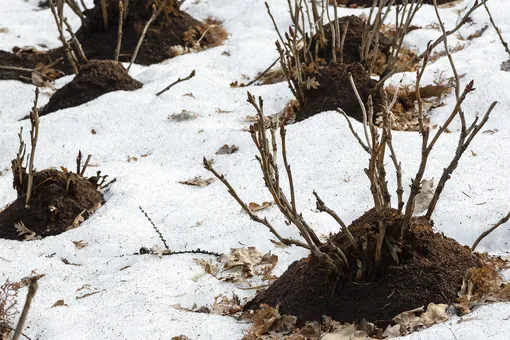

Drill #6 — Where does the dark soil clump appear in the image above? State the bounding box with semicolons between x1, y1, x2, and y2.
1;0;226;80
0;169;104;240
49;0;227;74
296;62;384;122
0;48;63;82
40;60;142;115
244;209;481;326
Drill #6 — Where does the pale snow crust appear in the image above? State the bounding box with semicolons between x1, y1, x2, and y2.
0;0;509;339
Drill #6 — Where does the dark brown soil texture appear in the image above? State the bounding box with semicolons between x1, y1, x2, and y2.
49;0;225;74
0;169;104;240
0;49;64;83
244;209;481;327
40;60;142;115
1;0;226;80
296;62;384;122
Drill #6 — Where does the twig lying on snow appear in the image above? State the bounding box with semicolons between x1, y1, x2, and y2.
472;212;510;251
156;70;196;96
139;206;170;250
245;57;280;87
137;247;221;257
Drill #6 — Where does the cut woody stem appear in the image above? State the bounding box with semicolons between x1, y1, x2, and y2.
25;88;40;208
115;0;124;61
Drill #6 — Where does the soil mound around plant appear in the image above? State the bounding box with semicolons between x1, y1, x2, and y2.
244;209;481;327
40;60;142;115
0;169;104;240
1;0;226;80
49;0;226;74
296;62;384;122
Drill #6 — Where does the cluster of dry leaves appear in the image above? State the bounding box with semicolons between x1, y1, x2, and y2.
194;247;279;287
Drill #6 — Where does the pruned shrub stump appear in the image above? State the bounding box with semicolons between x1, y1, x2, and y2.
244;209;481;327
0;169;104;240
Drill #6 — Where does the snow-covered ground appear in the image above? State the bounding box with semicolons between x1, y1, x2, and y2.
1;0;509;339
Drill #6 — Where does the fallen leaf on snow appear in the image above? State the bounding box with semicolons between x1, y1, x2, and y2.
171;336;192;340
168;110;198;122
72;240;88;249
248;201;273;212
178;176;215;187
194;258;219;277
61;258;82;266
216;144;239;155
51;299;68;308
385;303;449;337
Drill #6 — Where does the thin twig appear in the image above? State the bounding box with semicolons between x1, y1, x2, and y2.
139;206;170;250
483;1;510;57
376;0;488;88
12;278;39;340
115;1;124;61
472;212;510;251
25;89;40;207
203;158;309;249
79;154;92;176
100;0;108;29
245;57;280;87
156;70;196;96
127;4;157;72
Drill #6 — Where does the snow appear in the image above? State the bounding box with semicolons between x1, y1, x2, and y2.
0;0;509;339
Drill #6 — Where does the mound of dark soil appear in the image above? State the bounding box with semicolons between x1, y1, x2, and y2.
49;0;226;74
0;169;104;240
296;62;384;122
1;0;226;80
40;60;142;115
244;209;481;326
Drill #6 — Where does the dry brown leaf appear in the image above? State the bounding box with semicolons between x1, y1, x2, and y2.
0;27;8;34
321;324;368;339
210;294;242;315
387;303;449;337
248;201;273;212
305;77;320;90
216;144;239;155
194;258;219;277
222;247;263;277
14;221;40;240
171;336;192;340
61;258;82;266
168;110;198;122
178;176;215;187
67;211;85;230
72;240;88;249
51;299;68;308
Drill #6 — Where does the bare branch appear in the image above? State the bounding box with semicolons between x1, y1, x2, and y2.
472;212;510;251
115;0;124;61
156;70;196;96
